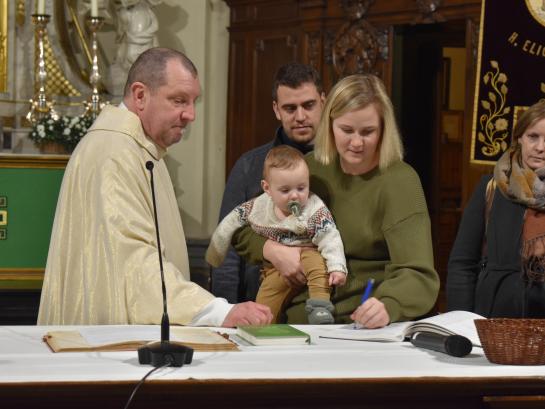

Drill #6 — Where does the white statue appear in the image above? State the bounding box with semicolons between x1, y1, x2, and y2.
108;0;162;96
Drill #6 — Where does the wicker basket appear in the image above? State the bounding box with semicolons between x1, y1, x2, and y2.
474;319;545;365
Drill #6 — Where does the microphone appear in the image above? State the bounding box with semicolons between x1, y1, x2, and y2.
410;332;472;357
138;160;193;367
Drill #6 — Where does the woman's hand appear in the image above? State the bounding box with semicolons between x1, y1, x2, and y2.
329;271;347;286
350;297;390;329
263;240;306;288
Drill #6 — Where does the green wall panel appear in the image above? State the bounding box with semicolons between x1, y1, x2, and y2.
0;168;64;268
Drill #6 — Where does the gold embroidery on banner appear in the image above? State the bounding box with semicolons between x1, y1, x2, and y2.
478;60;510;157
514;106;530;132
525;0;545;29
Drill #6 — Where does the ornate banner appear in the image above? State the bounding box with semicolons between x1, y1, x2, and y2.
471;0;545;165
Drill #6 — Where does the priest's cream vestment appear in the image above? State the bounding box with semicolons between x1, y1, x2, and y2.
38;105;222;325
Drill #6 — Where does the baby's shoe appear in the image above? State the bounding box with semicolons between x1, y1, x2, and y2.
305;299;335;324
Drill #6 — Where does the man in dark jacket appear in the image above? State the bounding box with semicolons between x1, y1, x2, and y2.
210;62;325;303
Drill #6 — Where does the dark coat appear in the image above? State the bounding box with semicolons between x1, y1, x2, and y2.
447;175;530;317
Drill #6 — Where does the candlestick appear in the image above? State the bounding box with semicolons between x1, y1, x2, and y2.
83;16;107;119
27;13;58;124
37;0;45;15
91;0;98;17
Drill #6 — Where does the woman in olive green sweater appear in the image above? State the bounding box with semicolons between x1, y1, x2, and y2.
235;74;439;327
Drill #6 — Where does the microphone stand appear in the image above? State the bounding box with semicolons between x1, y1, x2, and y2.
138;161;193;367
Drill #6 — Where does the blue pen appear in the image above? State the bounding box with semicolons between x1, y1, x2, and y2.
361;278;375;304
353;278;375;329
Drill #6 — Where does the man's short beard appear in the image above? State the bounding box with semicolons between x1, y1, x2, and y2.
287;130;315;145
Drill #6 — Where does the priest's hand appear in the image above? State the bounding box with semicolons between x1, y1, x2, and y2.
263;239;306;288
221;302;273;327
350;298;390;329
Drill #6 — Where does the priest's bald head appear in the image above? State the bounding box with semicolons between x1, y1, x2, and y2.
123;47;201;149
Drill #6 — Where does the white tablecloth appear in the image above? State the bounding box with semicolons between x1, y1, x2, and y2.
1;325;544;383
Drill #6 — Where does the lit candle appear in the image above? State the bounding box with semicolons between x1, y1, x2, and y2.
91;0;98;17
37;0;45;15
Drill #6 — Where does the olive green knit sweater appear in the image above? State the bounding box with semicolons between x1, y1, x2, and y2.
234;155;439;324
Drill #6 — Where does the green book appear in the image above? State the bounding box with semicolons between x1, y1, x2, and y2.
236;324;311;346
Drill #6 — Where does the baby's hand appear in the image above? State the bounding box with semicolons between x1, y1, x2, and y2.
329;271;347;286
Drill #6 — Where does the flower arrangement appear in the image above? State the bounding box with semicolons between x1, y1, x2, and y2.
28;114;95;153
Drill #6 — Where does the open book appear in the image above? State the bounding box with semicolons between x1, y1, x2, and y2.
316;310;484;346
43;325;238;353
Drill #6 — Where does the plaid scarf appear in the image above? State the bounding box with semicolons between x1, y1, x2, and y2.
495;147;545;282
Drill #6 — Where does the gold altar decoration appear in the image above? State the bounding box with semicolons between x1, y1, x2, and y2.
16;0;25;27
54;1;112;89
83;16;107;118
0;0;7;93
27;14;58;124
39;29;81;97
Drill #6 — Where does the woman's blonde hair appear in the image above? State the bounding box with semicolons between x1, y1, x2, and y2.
511;100;545;147
314;74;404;170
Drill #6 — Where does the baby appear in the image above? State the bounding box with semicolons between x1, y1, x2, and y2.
206;145;347;324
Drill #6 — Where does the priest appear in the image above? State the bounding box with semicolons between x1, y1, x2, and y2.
38;47;272;327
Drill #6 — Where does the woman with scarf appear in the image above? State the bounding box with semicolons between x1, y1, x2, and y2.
447;100;545;317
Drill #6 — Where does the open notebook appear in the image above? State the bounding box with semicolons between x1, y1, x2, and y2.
43;326;238;352
316;310;484;346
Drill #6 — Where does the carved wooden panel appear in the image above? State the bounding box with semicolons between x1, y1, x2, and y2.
224;0;304;172
225;31;300;173
226;36;248;174
250;33;299;149
333;19;380;76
